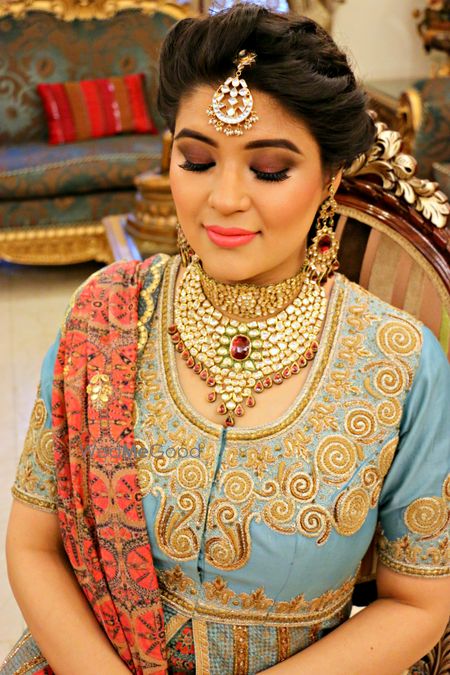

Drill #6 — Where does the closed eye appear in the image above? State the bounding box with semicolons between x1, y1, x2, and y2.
179;160;290;182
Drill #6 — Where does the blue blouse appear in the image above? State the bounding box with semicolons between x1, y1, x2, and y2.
11;256;450;674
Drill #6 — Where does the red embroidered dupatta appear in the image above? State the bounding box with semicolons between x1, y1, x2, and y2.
48;254;170;674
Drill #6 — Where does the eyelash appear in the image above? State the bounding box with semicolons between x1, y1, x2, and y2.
179;159;289;182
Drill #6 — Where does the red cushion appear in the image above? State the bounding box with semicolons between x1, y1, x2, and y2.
37;74;157;144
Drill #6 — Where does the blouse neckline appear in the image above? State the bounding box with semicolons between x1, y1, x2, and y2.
158;254;346;440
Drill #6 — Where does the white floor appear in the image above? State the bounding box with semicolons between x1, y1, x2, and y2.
0;261;101;662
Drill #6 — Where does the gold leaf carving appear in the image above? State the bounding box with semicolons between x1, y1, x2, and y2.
344;121;450;228
0;0;188;21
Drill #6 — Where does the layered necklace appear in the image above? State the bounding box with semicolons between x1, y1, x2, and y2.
169;255;327;427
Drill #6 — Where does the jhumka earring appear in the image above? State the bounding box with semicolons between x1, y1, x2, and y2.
303;177;340;285
207;49;258;136
176;222;196;267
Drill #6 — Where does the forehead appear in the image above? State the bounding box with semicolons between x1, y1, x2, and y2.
175;85;319;152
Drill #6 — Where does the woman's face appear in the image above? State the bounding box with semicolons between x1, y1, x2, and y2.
170;85;338;285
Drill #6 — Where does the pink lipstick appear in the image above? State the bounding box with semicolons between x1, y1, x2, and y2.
204;225;258;249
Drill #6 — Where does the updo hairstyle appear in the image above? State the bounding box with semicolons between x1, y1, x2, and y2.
157;2;376;173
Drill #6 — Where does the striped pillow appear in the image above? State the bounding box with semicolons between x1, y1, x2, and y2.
37;74;157;144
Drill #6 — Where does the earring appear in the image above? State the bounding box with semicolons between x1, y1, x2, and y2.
176;223;195;267
304;177;340;285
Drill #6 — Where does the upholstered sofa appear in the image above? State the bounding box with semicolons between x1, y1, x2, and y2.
0;0;187;265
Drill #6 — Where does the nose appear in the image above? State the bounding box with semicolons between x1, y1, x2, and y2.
207;166;251;215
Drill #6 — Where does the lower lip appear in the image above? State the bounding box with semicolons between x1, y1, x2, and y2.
205;229;258;248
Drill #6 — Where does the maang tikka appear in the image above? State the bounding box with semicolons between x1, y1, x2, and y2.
207;49;258;136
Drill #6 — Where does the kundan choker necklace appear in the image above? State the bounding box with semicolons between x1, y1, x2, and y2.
168;256;327;427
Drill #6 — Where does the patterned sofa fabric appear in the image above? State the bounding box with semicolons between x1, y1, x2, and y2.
0;189;137;229
0;10;176;144
0;8;179;239
0;135;162;199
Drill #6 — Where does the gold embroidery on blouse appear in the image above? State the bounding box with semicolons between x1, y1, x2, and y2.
376;318;422;358
378;437;398;477
136;272;424;567
276;626;291;662
325;369;360;401
404;476;450;538
158;564;359;624
377;533;450;576
12;393;57;512
137;254;170;354
316;435;358;484
334;487;370;536
86;373;112;409
233;625;249;675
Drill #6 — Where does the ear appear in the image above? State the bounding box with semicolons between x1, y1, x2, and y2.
321;168;343;200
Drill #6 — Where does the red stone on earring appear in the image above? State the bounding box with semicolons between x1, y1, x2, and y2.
230;335;251;360
318;235;332;253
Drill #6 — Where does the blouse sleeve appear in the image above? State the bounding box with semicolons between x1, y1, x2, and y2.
11;332;61;514
375;325;450;577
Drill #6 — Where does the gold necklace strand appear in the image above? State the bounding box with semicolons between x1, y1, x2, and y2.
195;257;307;319
169;260;327;427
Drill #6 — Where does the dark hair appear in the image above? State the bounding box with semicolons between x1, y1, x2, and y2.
157;3;375;172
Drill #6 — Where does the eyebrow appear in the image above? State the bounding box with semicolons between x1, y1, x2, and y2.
174;128;303;155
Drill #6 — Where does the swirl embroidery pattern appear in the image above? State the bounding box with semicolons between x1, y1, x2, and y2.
135;275;423;572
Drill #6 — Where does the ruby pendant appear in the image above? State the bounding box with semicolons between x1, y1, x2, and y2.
246;395;255;407
208;391;217;402
206;375;216;386
193;363;202;374
311;340;319;353
235;404;244;417
273;372;283;384
263;377;272;388
230;334;251;361
200;368;208;381
168;324;178;335
291;362;300;374
254;380;264;393
305;349;314;361
176;341;184;353
181;349;190;360
282;366;291;379
186;356;195;368
171;332;180;343
217;402;227;415
298;355;307;368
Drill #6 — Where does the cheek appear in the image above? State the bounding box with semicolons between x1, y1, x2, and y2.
169;163;204;219
257;170;323;232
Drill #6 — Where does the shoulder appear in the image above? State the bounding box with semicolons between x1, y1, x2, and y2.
63;253;172;326
335;274;448;397
338;273;424;353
